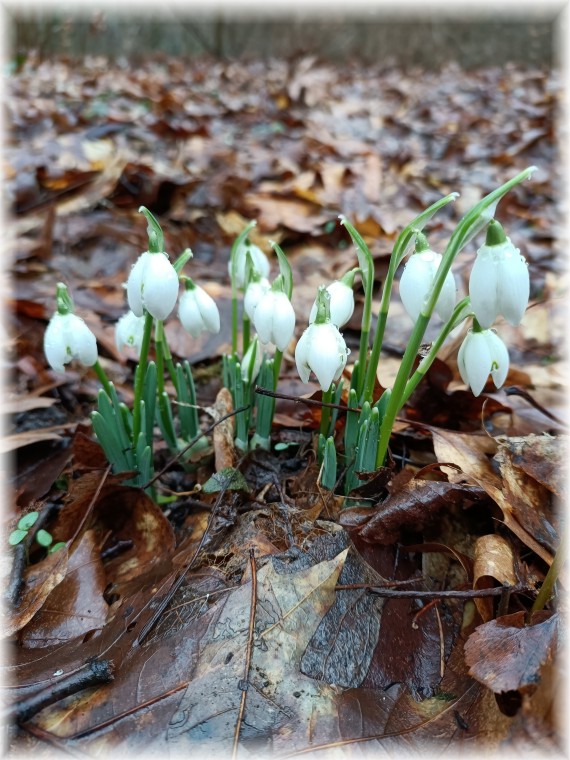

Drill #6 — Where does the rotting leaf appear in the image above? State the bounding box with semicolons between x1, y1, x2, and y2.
19;530;108;648
167;548;348;755
473;534;517;622
356;479;485;546
465;611;558;697
202;467;250;494
3;548;69;637
496;434;568;499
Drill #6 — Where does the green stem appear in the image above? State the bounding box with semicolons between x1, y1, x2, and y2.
243;315;251;356
92;360;114;398
272;349;283;389
401;297;471;406
132;312;154;446
531;531;566;613
320;385;333;439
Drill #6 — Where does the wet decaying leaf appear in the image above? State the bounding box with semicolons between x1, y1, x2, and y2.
465;612;559;696
354;478;486;546
167;548;348;755
472;534;518;622
19;530;108;648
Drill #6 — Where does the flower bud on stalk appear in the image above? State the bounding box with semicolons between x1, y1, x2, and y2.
309;270;356;328
230;240;270;290
44;283;98;373
115;311;145;357
457;325;509;397
178;278;221;338
399;233;456;323
469;219;530;329
127;251;179;321
253;285;295;352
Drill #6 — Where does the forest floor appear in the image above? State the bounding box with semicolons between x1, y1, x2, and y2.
4;54;567;758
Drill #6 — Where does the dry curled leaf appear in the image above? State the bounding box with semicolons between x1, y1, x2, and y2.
473;534;517;622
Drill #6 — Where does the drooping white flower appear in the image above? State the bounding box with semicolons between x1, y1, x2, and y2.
295;322;349;391
399;236;456;323
457;328;509;397
244;277;271;321
178;280;221;338
115;311;145;357
309;279;355;328
253;289;295;352
127;251;179;321
44;312;98;373
230;240;270;290
469;220;529;329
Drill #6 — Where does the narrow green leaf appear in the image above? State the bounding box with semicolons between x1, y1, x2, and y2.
269;241;293;299
321;437;338;491
339;216;374;291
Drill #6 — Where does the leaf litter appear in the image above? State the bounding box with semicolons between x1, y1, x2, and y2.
4;52;566;757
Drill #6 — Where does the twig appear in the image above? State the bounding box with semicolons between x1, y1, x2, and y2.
504;385;568;427
6;658;114;725
334;583;526;599
254;385;358;414
232;548;258;759
143;404;250;488
20;722;92;758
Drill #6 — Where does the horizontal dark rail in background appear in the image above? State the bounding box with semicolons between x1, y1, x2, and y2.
10;11;557;68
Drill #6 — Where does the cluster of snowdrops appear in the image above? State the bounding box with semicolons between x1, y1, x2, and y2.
43;168;534;499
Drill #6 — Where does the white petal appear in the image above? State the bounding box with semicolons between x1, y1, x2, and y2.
435;269;457;323
116;311;145;354
309;324;346;391
141;254;179;321
461;331;492;397
244;279;269;321
294;329;312;383
195;287;220;334
484;330;510;389
399;254;435;323
232;243;270;289
497;250;529;326
68;316;98;367
43;314;69;373
271;293;295;351
178;290;203;338
469;250;499;329
252;292;276;345
126;252;150;317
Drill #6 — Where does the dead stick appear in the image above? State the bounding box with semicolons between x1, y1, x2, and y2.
232;548;258;759
254;385;358;413
6;658;114;725
335;583;526;598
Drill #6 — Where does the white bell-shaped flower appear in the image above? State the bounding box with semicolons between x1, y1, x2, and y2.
309;279;355;328
44;312;98;373
295;322;349;391
244;277;271;321
457;327;509;397
469;220;529;329
127;251;179;321
230;240;270;290
115;310;145;357
399;234;456;323
178;279;221;338
253;289;295;352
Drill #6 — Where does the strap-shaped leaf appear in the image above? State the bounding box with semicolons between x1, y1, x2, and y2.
321;436;338;491
338;216;374;292
176;361;199;441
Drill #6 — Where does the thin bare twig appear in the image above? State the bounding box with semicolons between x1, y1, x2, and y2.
232;548;258;760
254;385;358;413
504;385;568;427
334;583;526;599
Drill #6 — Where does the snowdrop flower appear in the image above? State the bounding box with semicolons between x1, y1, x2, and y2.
230;240;270;290
399;233;456;323
296;286;350;391
253;288;295;352
241;337;264;383
309;271;356;328
44;283;98;373
469;219;529;329
127;251;179;321
178;278;221;338
457;327;509;397
244;276;271;321
115;311;145;357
